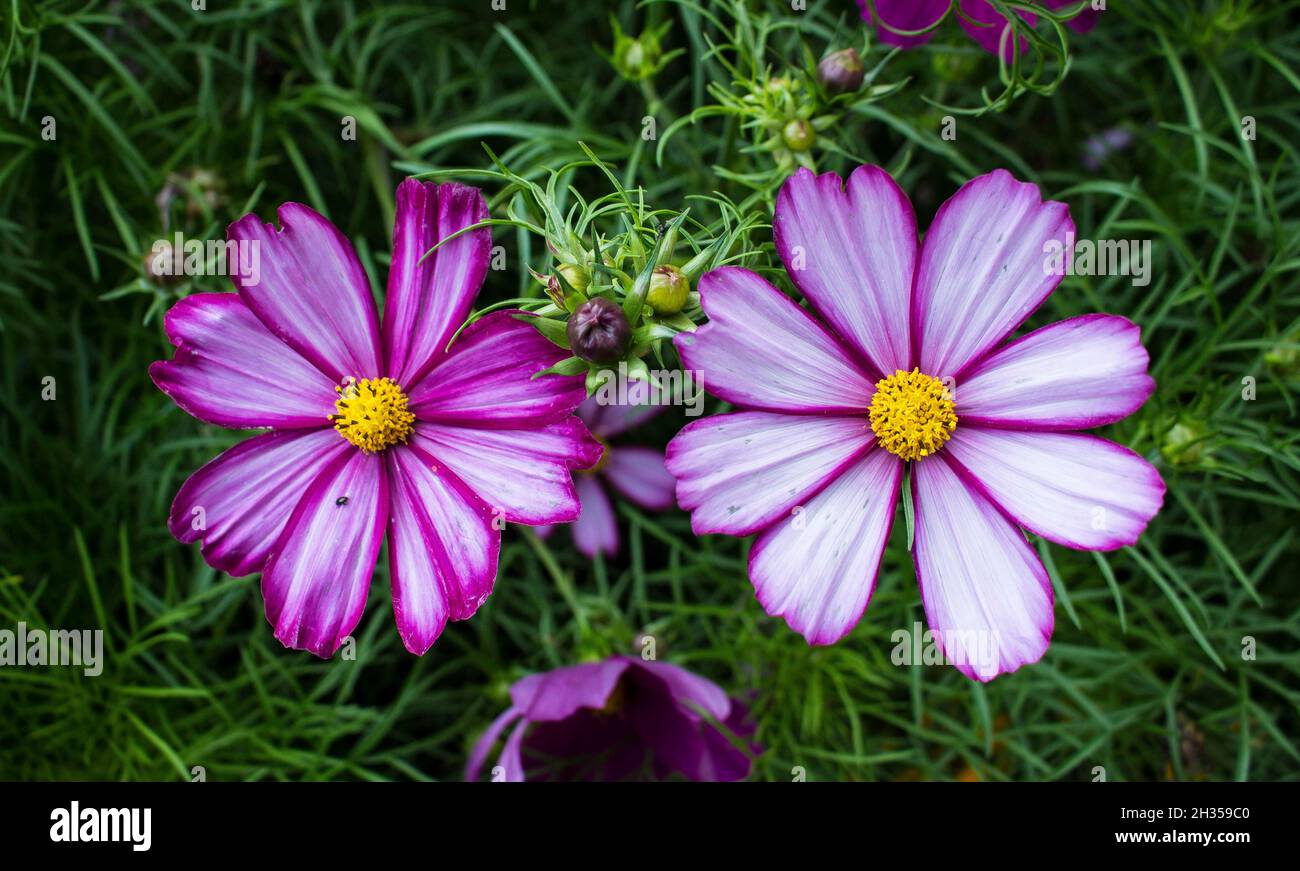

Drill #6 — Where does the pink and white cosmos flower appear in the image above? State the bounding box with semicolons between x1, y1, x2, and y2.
151;178;600;658
665;165;1164;681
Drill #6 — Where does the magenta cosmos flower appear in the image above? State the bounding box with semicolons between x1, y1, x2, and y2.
466;656;756;781
857;0;1098;61
535;393;676;558
665;166;1164;681
151;178;600;657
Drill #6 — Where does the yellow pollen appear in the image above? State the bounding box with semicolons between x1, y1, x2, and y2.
330;377;414;453
868;368;958;461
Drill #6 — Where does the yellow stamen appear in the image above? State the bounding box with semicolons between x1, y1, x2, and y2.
868;368;957;461
330;377;414;453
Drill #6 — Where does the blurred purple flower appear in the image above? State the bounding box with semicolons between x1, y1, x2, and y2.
466;655;757;782
535;390;677;558
857;0;1099;62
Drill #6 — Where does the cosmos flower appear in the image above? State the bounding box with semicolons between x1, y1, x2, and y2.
534;390;676;558
466;655;756;781
665;165;1164;681
857;0;1099;61
150;179;600;657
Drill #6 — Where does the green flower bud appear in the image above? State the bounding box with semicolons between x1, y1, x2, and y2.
612;24;663;81
557;263;590;294
646;264;690;315
1161;420;1211;467
817;48;865;94
568;297;631;364
782;118;815;152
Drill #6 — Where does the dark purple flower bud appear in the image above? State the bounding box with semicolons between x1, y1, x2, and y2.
567;297;631;363
817;48;865;93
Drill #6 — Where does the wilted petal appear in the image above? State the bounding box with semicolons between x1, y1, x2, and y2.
571;475;619;558
603;446;676;511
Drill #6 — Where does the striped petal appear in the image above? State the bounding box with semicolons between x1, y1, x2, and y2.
260;450;387;658
228;202;382;382
955;314;1155;430
167;428;348;576
665;411;874;537
386;442;499;655
912;456;1053;682
944;428;1165;551
150;293;336;429
384;179;492;387
774;165;916;376
913;170;1074;379
674;266;875;414
749;448;902;645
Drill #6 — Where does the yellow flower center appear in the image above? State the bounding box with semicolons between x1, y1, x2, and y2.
330;377;414;453
868;368;957;461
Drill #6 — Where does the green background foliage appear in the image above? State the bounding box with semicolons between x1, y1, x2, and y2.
1;0;1297;781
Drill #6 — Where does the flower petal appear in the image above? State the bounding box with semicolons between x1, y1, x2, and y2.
383;179;492;387
167;428;349;576
955;314;1155;429
774;165;916;375
603;446;676;511
465;707;523;782
408;311;585;427
150;293;337;429
958;0;1035;60
912;456;1053;681
386;442;499;655
572;475;619;558
411;417;602;524
855;0;949;47
665;411;873;536
943;428;1165;551
581;388;664;439
675;266;875;414
749;448;902;645
631;659;732;723
228;202;381;382
260;449;387;657
510;659;632;720
913;169;1074;378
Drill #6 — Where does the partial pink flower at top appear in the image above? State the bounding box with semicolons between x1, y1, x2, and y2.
150;178;600;658
534;391;677;558
466;655;757;781
858;0;1099;61
665;165;1164;682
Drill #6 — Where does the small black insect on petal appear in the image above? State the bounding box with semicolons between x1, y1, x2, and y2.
335;496;349;507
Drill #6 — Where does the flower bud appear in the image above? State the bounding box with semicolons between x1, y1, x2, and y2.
646;264;690;315
612;25;663;81
817;48;865;93
557;263;590;293
567;297;631;363
782;118;815;152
